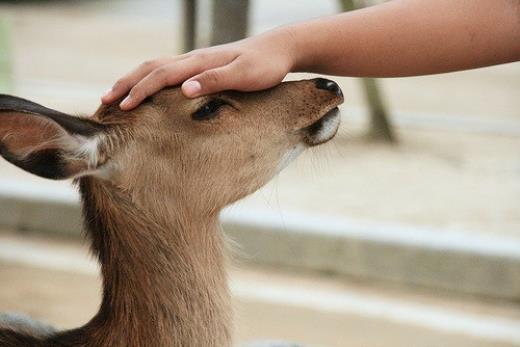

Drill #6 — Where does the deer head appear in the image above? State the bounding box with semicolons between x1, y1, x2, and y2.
0;78;343;217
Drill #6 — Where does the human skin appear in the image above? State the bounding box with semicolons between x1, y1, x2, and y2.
101;0;520;110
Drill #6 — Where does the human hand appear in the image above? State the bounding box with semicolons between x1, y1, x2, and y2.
101;28;297;110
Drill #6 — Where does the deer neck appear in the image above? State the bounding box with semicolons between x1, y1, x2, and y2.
69;177;232;347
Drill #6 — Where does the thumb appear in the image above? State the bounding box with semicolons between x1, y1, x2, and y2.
182;64;238;97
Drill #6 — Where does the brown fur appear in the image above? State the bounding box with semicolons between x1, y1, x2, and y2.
0;79;343;347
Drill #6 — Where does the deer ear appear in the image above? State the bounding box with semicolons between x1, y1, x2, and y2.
0;94;104;180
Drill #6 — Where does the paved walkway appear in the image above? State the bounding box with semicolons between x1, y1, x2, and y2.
1;231;519;347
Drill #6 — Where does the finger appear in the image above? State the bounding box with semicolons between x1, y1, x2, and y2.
101;58;174;104
119;59;208;110
119;52;239;109
102;61;159;104
182;61;243;97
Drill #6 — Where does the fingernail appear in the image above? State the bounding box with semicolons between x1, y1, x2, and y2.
120;96;131;109
183;80;201;97
101;89;113;102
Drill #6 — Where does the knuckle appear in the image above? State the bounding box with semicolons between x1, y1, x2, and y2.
191;50;208;61
237;57;253;69
140;60;157;69
202;70;220;85
128;88;141;99
113;79;128;90
152;66;169;79
164;73;178;85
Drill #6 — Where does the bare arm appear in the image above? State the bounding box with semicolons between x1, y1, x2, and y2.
103;0;520;110
291;0;520;77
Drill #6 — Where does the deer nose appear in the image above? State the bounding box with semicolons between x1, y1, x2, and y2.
314;78;343;97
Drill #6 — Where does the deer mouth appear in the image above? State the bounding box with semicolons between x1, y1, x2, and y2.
302;107;341;146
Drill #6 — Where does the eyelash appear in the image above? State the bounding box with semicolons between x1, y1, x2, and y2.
192;99;229;121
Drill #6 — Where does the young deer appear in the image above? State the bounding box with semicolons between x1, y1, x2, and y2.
0;78;343;347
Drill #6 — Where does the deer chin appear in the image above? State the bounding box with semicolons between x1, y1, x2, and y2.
275;107;341;174
302;107;341;146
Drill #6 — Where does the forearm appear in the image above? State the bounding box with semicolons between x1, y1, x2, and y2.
103;0;520;106
287;0;520;77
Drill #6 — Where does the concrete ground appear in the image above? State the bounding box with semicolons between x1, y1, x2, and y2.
1;230;519;347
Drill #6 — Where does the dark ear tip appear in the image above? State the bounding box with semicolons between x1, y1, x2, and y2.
0;94;104;136
0;94;42;111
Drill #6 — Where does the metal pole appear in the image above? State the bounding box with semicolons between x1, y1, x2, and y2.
210;0;249;45
183;0;197;52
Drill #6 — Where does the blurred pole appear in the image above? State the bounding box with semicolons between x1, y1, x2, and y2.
360;77;395;142
0;15;13;93
211;0;249;45
183;0;197;52
339;0;396;143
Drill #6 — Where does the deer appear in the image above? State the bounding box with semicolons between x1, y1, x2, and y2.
0;77;343;347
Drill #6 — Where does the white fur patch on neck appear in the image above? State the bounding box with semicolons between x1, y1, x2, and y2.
275;143;305;174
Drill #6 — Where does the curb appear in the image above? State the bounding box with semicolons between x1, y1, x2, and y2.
0;179;518;301
224;209;520;301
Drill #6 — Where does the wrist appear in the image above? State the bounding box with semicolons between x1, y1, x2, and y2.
264;25;301;73
277;23;316;73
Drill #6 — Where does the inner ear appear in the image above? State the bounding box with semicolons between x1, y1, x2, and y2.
0;95;104;180
0;114;82;179
0;113;67;156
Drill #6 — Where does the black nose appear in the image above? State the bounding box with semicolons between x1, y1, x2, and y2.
314;78;343;97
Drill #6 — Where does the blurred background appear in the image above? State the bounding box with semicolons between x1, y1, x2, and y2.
0;1;519;346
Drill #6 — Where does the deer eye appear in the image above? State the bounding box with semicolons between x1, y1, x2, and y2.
192;99;228;121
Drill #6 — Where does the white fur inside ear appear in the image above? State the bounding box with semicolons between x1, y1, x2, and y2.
276;143;305;174
67;135;118;180
66;135;117;180
73;135;101;168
